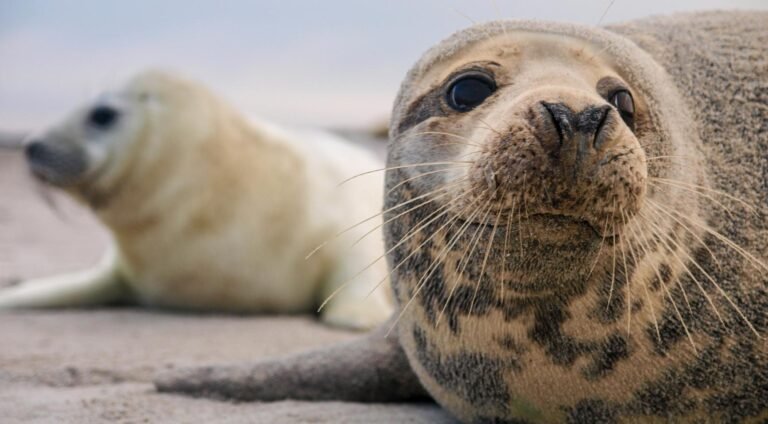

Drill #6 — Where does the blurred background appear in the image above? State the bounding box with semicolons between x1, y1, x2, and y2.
1;0;766;136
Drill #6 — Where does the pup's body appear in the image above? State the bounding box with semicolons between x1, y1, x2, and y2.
0;71;392;329
157;12;766;422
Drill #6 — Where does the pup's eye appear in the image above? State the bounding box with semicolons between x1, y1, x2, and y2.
610;90;634;129
87;105;119;129
447;74;496;112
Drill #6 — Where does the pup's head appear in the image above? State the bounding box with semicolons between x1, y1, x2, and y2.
24;70;218;209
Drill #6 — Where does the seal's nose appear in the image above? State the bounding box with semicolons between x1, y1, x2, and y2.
25;141;49;165
540;102;612;154
23;140;88;186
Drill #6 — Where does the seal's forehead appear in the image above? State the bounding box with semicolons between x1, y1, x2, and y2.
408;20;618;78
454;31;604;63
412;31;612;89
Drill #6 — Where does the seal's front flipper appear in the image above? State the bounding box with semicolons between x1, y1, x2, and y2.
155;318;427;402
0;245;129;309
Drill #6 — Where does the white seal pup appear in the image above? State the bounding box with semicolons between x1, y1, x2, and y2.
0;70;392;330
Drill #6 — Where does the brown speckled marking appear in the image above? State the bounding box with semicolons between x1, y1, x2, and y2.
384;14;767;424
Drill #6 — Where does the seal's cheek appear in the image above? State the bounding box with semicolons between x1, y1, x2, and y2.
586;130;647;228
464;119;548;206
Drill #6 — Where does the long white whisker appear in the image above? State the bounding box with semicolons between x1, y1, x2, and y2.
389;194;491;334
649;179;736;218
648;199;768;273
337;161;471;187
385;168;468;196
469;205;502;316
350;187;464;249
650;177;757;215
640;208;726;328
305;177;467;259
435;197;495;328
625;217;662;344
631;212;698;351
620;208;632;335
317;190;471;312
645;204;760;338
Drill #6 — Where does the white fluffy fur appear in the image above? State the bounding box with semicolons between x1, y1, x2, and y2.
0;71;392;329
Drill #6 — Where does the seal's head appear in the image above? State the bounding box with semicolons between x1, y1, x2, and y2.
386;20;710;423
387;20;703;294
445;43;649;236
391;28;683;238
24;70;221;211
25;96;130;188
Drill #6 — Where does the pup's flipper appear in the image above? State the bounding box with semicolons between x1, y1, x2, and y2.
0;244;129;309
155;317;427;402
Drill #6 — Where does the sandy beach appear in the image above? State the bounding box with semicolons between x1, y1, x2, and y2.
0;148;454;423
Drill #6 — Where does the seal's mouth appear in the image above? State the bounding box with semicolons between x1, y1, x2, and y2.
527;213;598;232
466;212;616;242
512;213;604;240
526;213;622;240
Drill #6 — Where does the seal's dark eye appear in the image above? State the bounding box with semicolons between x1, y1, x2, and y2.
87;105;119;129
611;90;634;129
447;74;496;112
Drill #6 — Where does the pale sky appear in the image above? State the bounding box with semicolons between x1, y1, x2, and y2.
1;0;765;131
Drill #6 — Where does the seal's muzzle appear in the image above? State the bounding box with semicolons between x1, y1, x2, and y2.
25;139;87;186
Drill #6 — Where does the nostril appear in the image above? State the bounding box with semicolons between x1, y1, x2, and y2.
541;102;574;144
542;103;562;142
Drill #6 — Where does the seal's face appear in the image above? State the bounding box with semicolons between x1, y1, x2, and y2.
24;89;147;195
23;71;215;210
384;23;740;424
392;32;649;240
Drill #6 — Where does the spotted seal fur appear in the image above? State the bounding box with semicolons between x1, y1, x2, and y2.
156;12;767;422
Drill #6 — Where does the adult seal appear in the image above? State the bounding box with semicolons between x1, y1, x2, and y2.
0;71;393;330
156;12;767;422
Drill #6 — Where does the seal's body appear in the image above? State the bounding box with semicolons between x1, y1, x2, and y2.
0;71;393;329
157;12;767;422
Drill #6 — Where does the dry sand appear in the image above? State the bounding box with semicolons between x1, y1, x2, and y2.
0;149;455;423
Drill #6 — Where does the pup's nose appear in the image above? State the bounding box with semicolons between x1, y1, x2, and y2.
25;141;50;164
540;102;612;153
